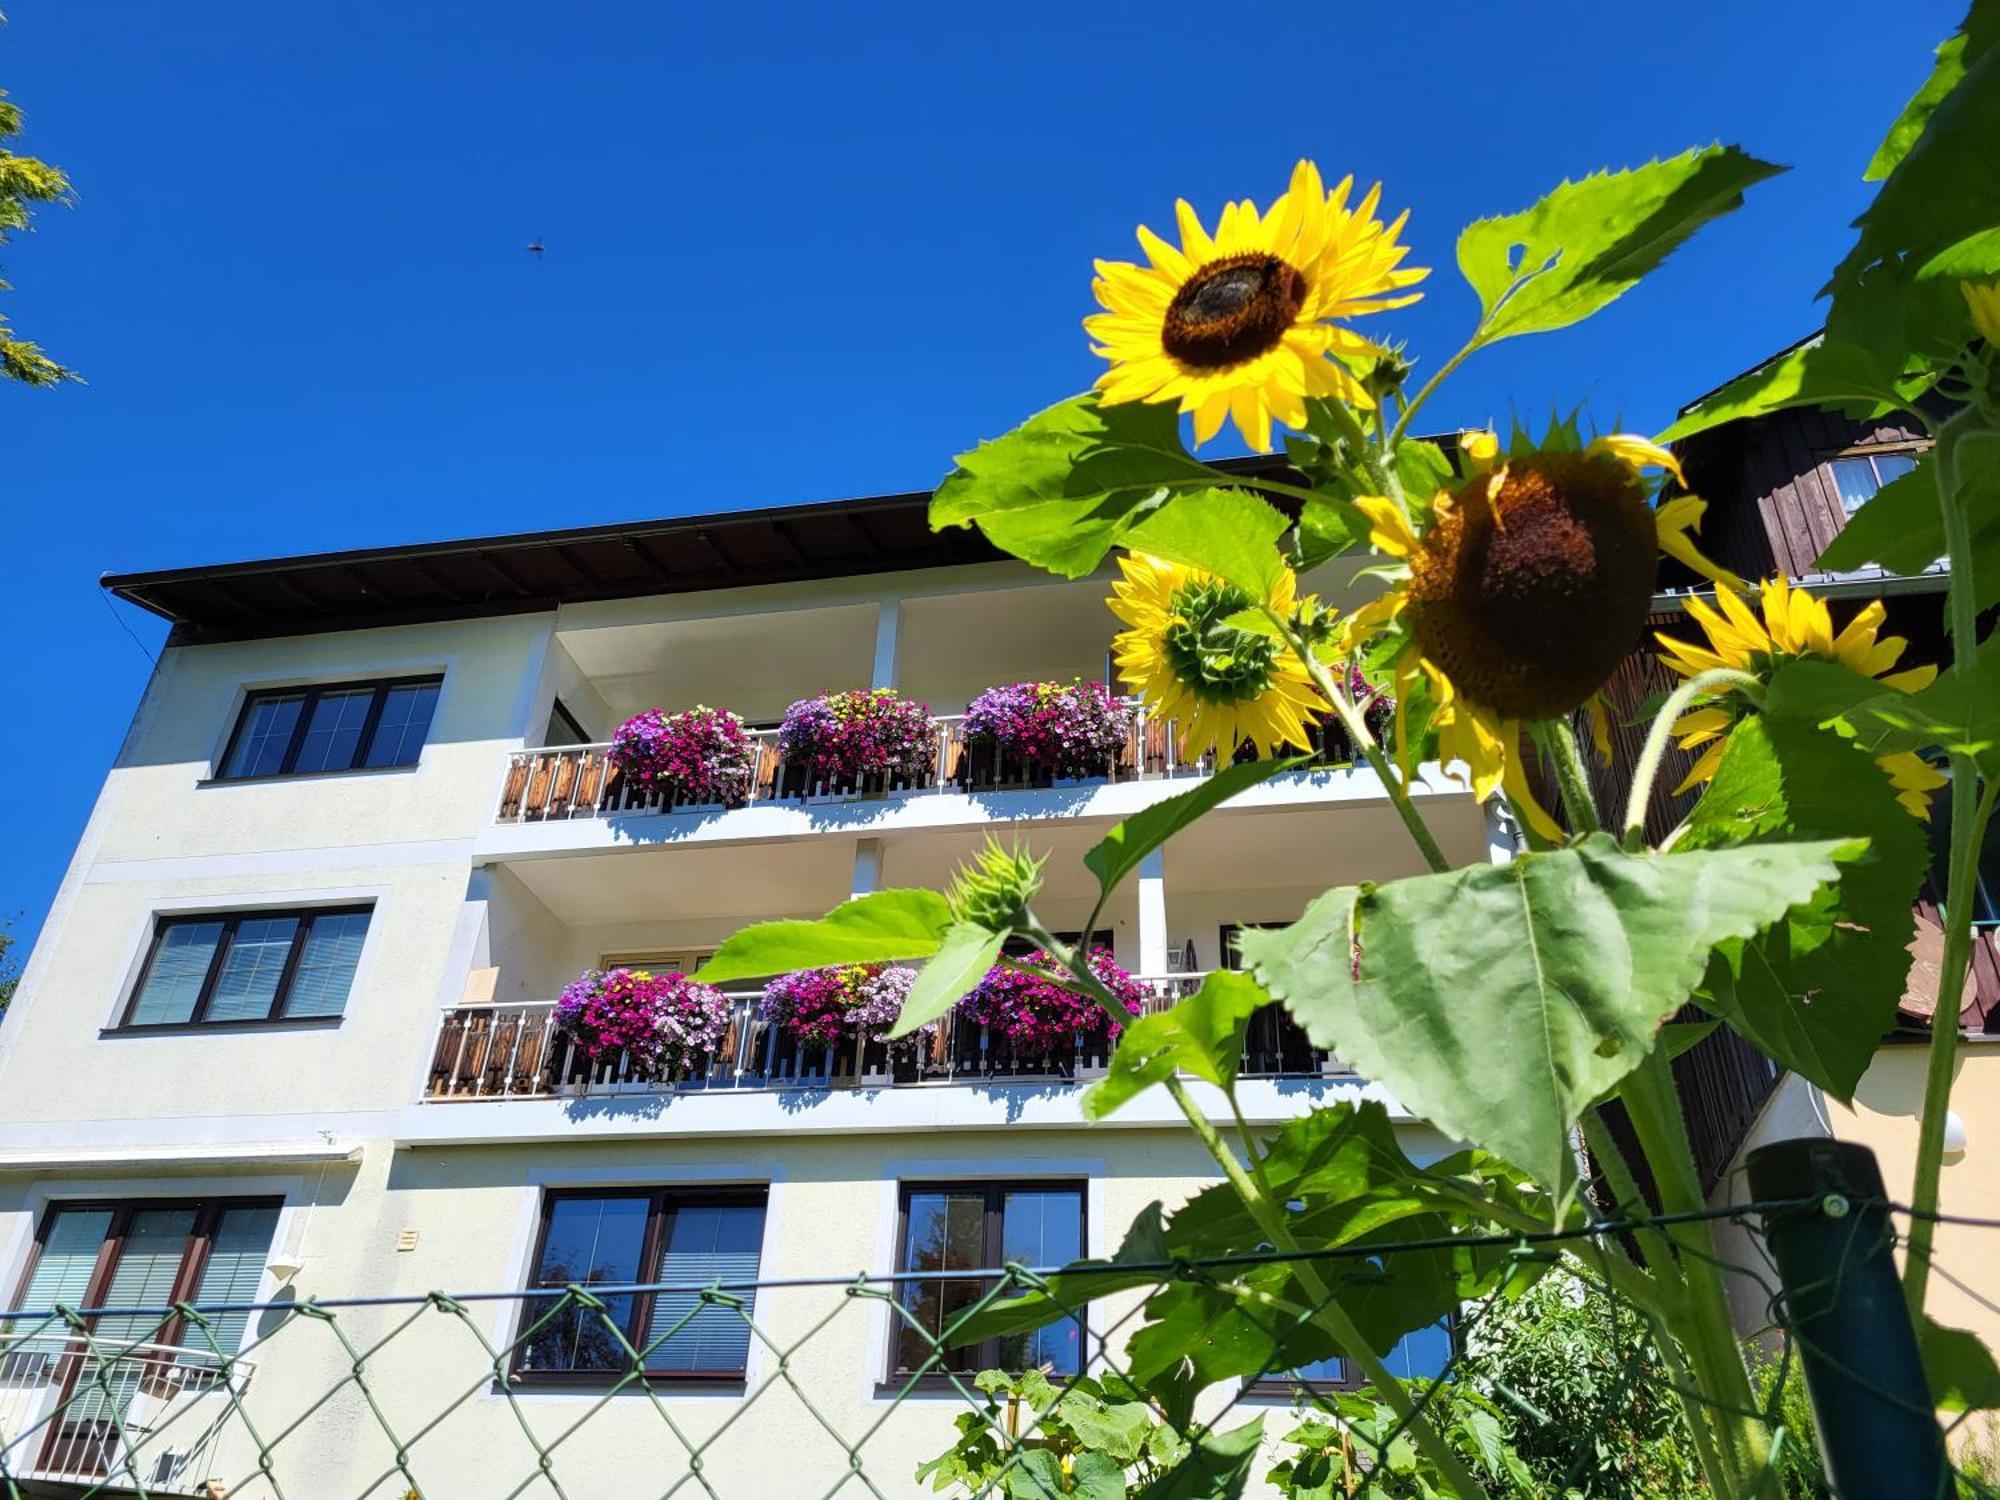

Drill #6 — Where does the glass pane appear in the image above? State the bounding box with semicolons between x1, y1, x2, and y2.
292;688;375;774
190;1206;280;1359
1382;1321;1454;1381
363;682;440;768
130;922;225;1026
895;1191;987;1374
284;912;369;1018
94;1208;201;1346
1829;456;1881;514
7;1209;113;1352
519;1196;649;1373
203;917;300;1024
644;1202;765;1374
1873;451;1919;487
996;1190;1083;1375
223;694;304;779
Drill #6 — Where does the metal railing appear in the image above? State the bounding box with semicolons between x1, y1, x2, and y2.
424;975;1346;1101
492;707;1361;824
0;1337;254;1494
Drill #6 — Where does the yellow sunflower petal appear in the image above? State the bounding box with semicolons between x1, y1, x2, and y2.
1355;495;1420;559
1879;751;1947;820
1590;433;1686;487
1655;496;1747;589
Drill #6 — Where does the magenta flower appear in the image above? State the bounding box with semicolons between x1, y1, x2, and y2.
760;963;934;1049
555;967;732;1072
959;947;1144;1052
607;706;757;806
963;681;1135;780
778;689;936;787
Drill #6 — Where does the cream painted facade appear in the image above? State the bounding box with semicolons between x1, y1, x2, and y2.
0;548;1489;1496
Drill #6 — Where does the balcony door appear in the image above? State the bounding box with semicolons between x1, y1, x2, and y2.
8;1200;279;1480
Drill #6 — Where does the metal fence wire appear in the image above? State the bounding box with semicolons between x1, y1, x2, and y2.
1;1196;1996;1499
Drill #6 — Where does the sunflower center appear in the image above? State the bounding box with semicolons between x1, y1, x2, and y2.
1162;254;1309;369
1160;578;1283;704
1407;454;1658;721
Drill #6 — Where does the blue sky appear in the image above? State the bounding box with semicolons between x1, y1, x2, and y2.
0;0;1963;960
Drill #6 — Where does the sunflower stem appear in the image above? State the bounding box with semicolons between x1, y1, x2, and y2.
1272;612;1453;874
1621;667;1767;851
1388;332;1481;450
1024;918;1496;1500
1617;1049;1770;1494
1904;409;1998;1315
1534;718;1601;836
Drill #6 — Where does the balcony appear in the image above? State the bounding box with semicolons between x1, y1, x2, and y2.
0;1338;254;1495
494;709;1350;825
424;975;1341;1102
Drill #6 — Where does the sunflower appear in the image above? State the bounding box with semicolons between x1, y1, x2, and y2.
1342;431;1743;840
1656;575;1944;818
1108;553;1326;758
1086;160;1427;453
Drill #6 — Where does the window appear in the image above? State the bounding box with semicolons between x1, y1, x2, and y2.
7;1199;281;1359
891;1181;1084;1378
1251;1318;1456;1393
1828;448;1923;515
120;907;371;1028
218;677;441;780
543;699;590;748
514;1188;767;1382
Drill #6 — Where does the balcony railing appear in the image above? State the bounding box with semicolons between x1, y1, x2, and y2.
0;1337;254;1494
424;975;1345;1101
496;710;1355;823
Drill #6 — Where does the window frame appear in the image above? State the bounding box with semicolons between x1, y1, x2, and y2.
214;674;443;782
114;905;373;1031
510;1185;770;1388
1824;442;1929;517
8;1196;284;1352
1245;1317;1459;1397
886;1179;1088;1383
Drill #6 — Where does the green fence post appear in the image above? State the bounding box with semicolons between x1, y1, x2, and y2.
1748;1137;1951;1498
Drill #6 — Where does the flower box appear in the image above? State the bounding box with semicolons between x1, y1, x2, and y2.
778;690;936;798
961;682;1134;790
606;706;757;809
553;967;731;1082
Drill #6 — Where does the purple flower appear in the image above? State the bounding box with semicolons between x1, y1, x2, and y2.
959;947;1144;1052
760;963;936;1049
555;967;731;1071
607;706;756;806
778;689;935;786
963;681;1135;780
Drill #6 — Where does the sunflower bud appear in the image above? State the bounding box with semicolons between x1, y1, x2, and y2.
946;838;1048;937
1406;453;1658;720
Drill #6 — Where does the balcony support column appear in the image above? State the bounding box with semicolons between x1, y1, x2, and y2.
871;600;902;690
852;837;885;899
1137;848;1168;974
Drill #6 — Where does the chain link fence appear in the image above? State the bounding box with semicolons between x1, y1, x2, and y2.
2;1195;1996;1499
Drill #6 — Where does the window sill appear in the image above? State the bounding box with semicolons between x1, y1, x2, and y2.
101;1016;346;1039
874;1374;1061;1402
196;762;420;789
504;1373;747;1396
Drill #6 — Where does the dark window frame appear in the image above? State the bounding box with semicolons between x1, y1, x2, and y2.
1245;1317;1459;1397
215;674;443;781
8;1196;284;1352
887;1179;1087;1382
1823;442;1929;517
114;905;373;1031
511;1185;769;1387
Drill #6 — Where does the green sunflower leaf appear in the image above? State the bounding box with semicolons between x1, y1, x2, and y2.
1243;832;1858;1195
1826;8;2000;363
1084;970;1272;1119
1655;338;1920;444
1921;1313;2000;1410
931;393;1220;578
1127;485;1290;598
1082;756;1308;906
890;922;1007;1039
1815;457;1944;573
1133;1418;1264;1500
1679;712;1926;1099
1457;146;1785;348
693;889;952;982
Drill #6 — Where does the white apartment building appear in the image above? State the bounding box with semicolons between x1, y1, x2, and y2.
0;488;1491;1496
